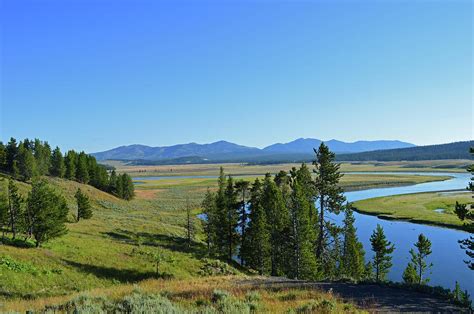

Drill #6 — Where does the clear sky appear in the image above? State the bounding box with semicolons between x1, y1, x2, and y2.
1;0;472;153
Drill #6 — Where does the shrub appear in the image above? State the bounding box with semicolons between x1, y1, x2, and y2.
199;259;238;276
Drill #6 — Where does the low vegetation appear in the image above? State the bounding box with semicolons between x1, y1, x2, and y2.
353;191;472;231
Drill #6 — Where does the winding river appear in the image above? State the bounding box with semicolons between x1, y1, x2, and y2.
134;172;473;294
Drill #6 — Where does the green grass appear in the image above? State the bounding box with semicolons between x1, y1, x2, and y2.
353;191;472;231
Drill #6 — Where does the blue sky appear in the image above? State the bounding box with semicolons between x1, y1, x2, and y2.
1;0;472;153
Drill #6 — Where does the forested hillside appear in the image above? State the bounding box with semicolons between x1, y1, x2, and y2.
336;141;473;162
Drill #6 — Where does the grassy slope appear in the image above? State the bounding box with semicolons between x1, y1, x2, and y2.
353;191;472;231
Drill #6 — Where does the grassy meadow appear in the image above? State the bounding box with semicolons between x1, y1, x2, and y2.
0;161;464;312
353;191;472;231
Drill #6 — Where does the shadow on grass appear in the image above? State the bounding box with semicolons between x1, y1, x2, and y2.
62;259;171;283
103;229;208;259
0;236;36;248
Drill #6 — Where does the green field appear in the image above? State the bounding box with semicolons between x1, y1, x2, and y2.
353;191;472;231
0;169;460;312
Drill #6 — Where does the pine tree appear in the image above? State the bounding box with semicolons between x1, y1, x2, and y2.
288;180;318;279
185;198;195;247
7;179;23;239
214;167;228;258
403;233;433;285
341;207;365;280
454;147;473;270
224;176;239;262
33;139;51;176
75;188;92;222
201;188;217;255
109;170;118;194
262;173;290;276
120;173;135;200
0;191;9;242
242;178;271;275
235;180;250;265
76;152;90;184
17;143;37;182
27;179;69;247
313;143;346;267
116;174;124;198
65;150;77;180
0;142;6;171
370;224;395;282
50;147;66;177
5;138;18;173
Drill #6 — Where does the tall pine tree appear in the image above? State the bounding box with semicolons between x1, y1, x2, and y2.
341;207;365;280
370;224;395;282
50;147;66;178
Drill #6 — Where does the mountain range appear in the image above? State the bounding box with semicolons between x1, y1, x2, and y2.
91;138;415;161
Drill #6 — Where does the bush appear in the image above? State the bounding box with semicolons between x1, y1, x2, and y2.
199;259;238;276
295;299;336;313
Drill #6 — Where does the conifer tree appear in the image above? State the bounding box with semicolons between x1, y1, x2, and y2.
50;147;66;178
235;180;250;265
313;143;346;266
27;179;69;247
120;173;135;200
224;176;239;261
262;173;290;276
7;179;23;239
116;174;124;198
370;224;395;282
0;142;6;171
17;143;37;182
6;138;18;173
201;188;217;255
403;233;433;285
75;188;92;221
341;207;365;280
33;139;51;176
288;180;318;279
242;178;271;274
214;167;228;258
65;150;77;180
0;191;9;242
185;198;195;247
76;152;90;183
454;147;473;270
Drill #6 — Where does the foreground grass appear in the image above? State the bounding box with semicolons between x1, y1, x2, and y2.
353;191;472;231
2;276;361;313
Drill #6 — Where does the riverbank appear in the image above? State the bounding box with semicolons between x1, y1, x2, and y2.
353;191;472;232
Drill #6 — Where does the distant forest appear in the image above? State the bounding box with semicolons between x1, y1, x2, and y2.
336;141;473;162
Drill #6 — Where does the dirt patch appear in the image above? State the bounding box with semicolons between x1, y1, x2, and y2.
134;190;158;200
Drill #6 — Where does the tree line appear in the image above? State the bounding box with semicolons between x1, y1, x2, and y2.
201;143;436;284
0;137;134;200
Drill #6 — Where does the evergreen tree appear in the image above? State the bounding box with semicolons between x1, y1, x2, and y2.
75;188;92;222
5;138;18;173
235;180;250;265
224;176;239;261
185;198;195;247
116;174;124;198
341;207;365;280
0;142;6;171
201;188;217;255
33;139;51;176
313;143;346;267
121;173;135;200
454;147;473;270
214;167;228;258
108;169;118;194
17;143;37;182
370;224;395;282
242;178;271;275
76;152;90;183
0;190;9;242
288;180;318;279
65;150;77;180
27;179;69;247
403;233;433;285
50;147;66;178
7;179;23;239
262;173;289;276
